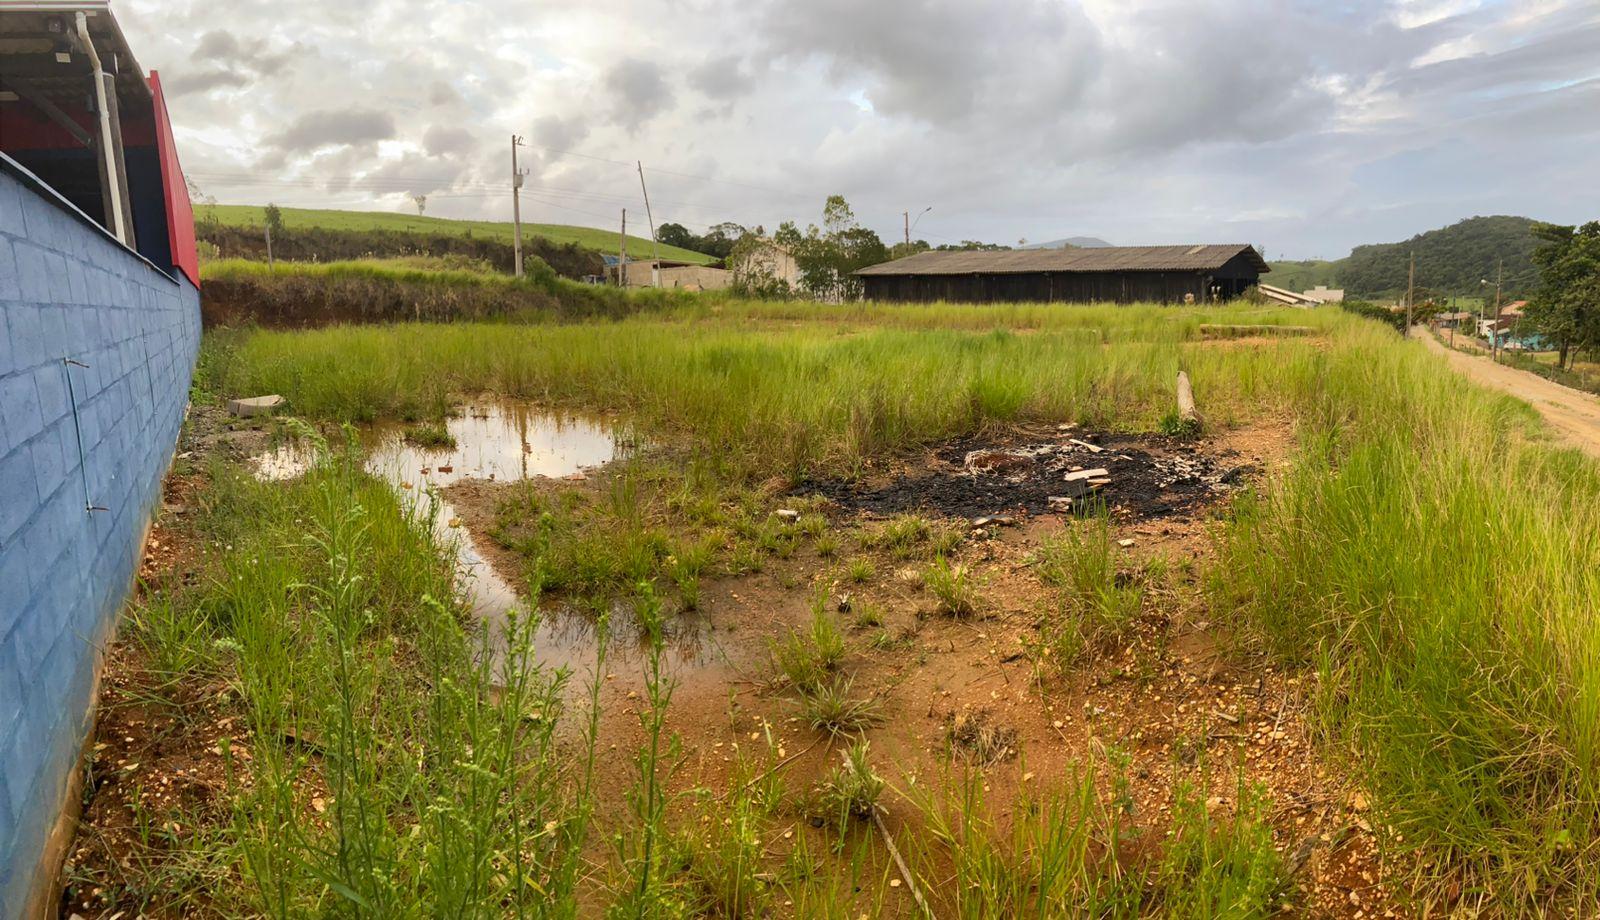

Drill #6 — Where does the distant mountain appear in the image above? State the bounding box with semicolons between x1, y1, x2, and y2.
1268;216;1542;300
1020;236;1113;250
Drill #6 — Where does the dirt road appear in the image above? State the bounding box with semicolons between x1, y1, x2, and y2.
1413;326;1600;458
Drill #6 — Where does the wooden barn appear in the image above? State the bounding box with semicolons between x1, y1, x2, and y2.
854;244;1269;304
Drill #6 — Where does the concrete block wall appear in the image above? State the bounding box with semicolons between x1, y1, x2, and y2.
0;156;201;916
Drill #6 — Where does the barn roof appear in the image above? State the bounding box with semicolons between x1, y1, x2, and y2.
855;244;1269;276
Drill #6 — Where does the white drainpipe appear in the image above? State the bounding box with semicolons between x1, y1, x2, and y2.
76;11;128;244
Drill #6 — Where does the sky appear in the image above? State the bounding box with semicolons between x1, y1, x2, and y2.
118;0;1600;260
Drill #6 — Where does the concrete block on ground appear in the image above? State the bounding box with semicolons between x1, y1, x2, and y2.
227;395;286;417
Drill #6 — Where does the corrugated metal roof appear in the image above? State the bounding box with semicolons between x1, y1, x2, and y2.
855;244;1269;276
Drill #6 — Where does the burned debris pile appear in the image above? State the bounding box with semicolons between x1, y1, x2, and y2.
799;427;1253;522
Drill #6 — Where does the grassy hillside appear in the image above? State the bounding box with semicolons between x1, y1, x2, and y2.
199;257;691;330
1268;216;1541;300
203;204;717;266
1265;259;1340;292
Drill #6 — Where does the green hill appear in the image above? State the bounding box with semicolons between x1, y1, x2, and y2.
1265;259;1340;292
203;204;717;266
1268;216;1541;300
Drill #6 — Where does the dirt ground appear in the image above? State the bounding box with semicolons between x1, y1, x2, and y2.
65;414;1404;918
59;407;277;918
442;421;1400;918
1415;325;1600;459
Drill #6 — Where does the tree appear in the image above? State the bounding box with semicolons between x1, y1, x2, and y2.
1525;221;1600;369
728;230;794;299
656;222;696;251
936;240;1009;252
655;220;747;259
785;196;888;302
888;239;931;260
263;202;284;236
697;221;747;259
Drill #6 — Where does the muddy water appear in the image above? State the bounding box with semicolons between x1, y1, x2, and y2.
250;402;715;680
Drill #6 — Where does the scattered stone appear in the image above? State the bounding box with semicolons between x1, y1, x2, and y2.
775;508;800;522
1064;468;1110;482
226;395;285;417
1117;538;1136;548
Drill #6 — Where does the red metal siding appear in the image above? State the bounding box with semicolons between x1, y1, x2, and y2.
147;72;197;287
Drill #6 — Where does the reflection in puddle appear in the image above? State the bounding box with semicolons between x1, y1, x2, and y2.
250;402;714;680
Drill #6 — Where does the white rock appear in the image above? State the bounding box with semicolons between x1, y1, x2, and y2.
227;395;285;417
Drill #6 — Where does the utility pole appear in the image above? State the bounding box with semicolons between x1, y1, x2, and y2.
1406;250;1415;335
264;221;274;270
511;135;528;277
617;208;627;287
636;161;662;287
1492;258;1504;362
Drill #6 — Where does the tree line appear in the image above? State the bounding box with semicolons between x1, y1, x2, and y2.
1522;221;1600;369
661;198;1011;301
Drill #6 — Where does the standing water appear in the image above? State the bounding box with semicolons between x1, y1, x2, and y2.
251;402;713;677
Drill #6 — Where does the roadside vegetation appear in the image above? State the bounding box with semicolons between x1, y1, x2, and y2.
195;217;606;279
200;202;716;264
68;434;596;915
199;257;694;327
69;295;1600;917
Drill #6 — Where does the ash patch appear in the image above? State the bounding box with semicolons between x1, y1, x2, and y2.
798;428;1247;522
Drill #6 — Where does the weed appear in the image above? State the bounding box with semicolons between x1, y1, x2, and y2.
904;749;1288;917
845;557;876;583
923;555;982;617
1034;516;1143;667
402;420;456;449
797;675;883;737
851;603;885;630
770;601;846;691
857;514;932;559
796;512;829;538
820;742;885;821
813;532;840;558
1158;408;1202;438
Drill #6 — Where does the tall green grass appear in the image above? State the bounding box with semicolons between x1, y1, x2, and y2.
1213;324;1600;911
181;300;1600;910
200;258;696;328
905;752;1287;918
126;437;590;916
207;303;1328;474
204;203;717;265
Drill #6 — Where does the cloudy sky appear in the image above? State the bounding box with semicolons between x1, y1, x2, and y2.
119;0;1600;259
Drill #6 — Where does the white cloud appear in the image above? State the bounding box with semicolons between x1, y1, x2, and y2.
115;0;1600;259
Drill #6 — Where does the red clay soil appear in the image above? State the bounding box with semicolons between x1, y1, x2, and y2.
65;418;1404;918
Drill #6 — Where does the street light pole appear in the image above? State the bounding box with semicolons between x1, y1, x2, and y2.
910;206;931;244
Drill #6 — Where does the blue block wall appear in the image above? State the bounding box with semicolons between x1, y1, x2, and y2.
0;155;201;916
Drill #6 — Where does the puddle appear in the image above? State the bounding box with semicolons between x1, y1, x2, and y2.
250;401;716;680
